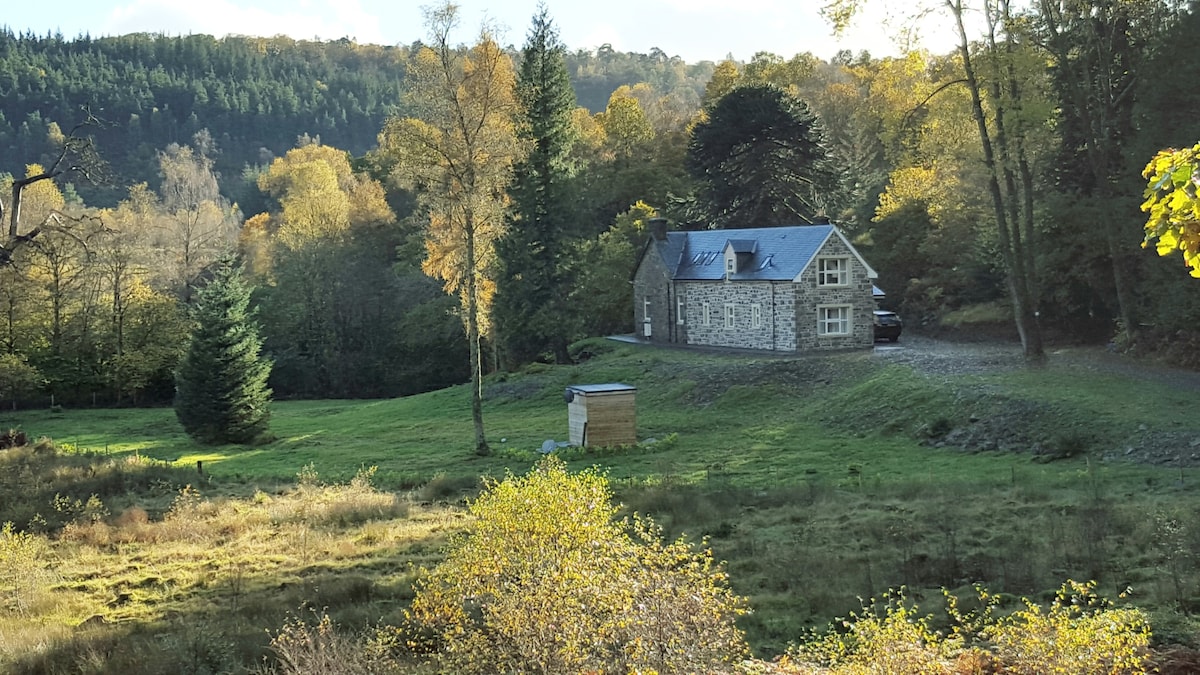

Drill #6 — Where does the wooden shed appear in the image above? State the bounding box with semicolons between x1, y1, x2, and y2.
565;383;637;447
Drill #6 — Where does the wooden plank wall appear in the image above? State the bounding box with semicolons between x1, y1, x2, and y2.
568;391;636;447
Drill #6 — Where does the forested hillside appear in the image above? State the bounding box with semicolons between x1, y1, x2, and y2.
0;31;408;206
0;30;712;207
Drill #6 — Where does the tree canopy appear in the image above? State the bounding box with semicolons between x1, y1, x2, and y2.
687;84;835;228
1142;143;1200;277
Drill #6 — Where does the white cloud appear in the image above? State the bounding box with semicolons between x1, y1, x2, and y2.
573;22;625;53
100;0;384;43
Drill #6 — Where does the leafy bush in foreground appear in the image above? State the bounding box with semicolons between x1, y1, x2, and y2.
409;456;749;674
787;581;1150;675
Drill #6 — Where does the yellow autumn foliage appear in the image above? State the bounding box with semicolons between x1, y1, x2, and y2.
788;581;1150;675
409;457;749;675
1142;143;1200;277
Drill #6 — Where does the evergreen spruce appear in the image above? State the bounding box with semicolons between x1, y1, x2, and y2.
493;6;579;366
174;257;272;444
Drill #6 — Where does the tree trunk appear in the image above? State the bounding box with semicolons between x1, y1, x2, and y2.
464;210;489;456
951;0;1045;364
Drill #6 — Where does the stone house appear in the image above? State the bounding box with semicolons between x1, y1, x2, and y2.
631;221;878;351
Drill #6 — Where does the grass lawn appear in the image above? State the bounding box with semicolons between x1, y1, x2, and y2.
3;337;1200;669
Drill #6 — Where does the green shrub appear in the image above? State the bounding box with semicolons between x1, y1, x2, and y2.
0;522;58;614
408;456;749;674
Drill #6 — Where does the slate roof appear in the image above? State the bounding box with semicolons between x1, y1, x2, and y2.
655;225;863;282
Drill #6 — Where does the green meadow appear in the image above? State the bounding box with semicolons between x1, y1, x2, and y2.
3;337;1200;671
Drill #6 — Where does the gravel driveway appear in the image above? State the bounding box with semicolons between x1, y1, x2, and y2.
874;334;1200;466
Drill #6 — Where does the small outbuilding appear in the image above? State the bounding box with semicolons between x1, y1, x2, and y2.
564;383;637;447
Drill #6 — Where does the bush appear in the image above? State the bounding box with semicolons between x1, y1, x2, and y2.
0;522;58;613
259;613;404;675
408;456;749;674
788;581;1151;675
986;581;1150;674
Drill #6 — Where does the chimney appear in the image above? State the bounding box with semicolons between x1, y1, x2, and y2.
648;217;669;241
812;215;831;225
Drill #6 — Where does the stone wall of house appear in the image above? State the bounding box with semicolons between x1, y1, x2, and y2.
672;281;689;345
682;280;788;350
632;245;674;343
772;283;797;351
794;236;875;350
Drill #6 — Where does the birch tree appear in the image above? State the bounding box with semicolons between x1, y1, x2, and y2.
156;133;239;300
376;2;525;455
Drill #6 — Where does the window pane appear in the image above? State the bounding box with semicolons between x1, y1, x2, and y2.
819;306;850;335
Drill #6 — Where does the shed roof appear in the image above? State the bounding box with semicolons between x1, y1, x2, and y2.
566;383;637;394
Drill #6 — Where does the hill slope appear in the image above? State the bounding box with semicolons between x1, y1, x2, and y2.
5;336;1200;657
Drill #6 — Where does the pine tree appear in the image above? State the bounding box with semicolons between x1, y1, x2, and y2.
493;5;579;366
174;256;272;444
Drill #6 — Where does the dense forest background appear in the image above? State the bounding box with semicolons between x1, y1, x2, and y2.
1;1;1199;409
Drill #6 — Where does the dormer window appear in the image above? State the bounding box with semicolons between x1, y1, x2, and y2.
724;239;757;278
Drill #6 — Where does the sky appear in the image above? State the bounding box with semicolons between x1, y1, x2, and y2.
1;0;958;64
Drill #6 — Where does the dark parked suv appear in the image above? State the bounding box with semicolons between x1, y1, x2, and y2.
873;310;902;342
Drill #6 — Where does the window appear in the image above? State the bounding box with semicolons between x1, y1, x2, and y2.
676;295;685;325
724;303;735;328
817;257;849;286
643;298;651;321
725;256;735;275
751;303;762;329
702;301;711;326
818;305;851;336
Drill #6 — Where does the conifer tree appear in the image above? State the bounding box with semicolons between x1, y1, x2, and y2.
493;5;579;366
174;256;272;444
687;84;836;229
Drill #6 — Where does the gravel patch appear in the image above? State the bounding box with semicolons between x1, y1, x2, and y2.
874;335;1200;466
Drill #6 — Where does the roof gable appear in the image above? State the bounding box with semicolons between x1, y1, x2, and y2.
793;227;878;282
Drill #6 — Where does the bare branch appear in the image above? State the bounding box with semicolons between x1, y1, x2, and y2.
2;109;111;266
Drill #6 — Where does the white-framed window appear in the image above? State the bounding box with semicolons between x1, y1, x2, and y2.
725;256;735;275
676;295;685;325
818;305;851;336
724;303;735;328
643;298;651;321
751;303;762;329
817;257;849;286
702;301;711;326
